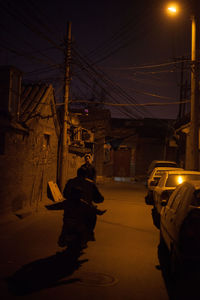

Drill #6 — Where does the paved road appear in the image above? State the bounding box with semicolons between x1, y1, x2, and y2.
0;181;173;299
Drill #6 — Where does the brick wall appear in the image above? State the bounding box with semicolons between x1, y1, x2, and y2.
0;98;59;215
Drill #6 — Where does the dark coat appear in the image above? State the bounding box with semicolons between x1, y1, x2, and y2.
63;176;103;206
80;162;96;182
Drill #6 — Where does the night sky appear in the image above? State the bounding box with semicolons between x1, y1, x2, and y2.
0;0;198;119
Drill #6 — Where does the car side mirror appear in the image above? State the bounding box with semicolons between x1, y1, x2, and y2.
161;200;167;207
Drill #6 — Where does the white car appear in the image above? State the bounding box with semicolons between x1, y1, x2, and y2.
147;160;178;177
160;180;200;274
145;167;183;205
152;170;200;227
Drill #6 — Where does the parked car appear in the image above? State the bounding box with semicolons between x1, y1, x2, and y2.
152;170;200;228
160;180;200;274
145;166;183;205
147;160;178;177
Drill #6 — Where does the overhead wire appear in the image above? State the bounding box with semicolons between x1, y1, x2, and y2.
25;65;63;76
70;99;190;106
0;41;58;66
0;0;67;95
82;2;154;64
20;0;63;37
82;1;163;66
102;59;191;70
0;23;60;65
0;0;188;123
71;45;152;119
0;0;64;52
71;60;137;119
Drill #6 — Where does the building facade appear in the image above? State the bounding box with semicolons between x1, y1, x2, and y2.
0;66;94;215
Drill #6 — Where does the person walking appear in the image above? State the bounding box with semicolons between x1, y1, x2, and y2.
81;153;96;182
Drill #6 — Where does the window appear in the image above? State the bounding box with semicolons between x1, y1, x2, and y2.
155;170;166;176
170;186;188;211
166;174;200;187
158;174;166;187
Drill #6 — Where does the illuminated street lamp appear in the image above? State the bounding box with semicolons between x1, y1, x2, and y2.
166;3;199;170
167;3;179;15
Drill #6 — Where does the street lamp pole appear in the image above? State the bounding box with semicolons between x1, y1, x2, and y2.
189;14;199;170
167;4;199;170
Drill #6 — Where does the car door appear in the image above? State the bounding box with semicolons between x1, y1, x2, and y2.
174;186;193;233
161;186;183;249
165;185;189;248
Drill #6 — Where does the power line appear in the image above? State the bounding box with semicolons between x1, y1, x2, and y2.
21;0;63;37
0;1;64;52
69;99;190;107
72;46;153;119
102;59;191;70
82;1;158;65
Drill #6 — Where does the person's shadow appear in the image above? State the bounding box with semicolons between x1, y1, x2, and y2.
157;242;200;300
6;247;88;296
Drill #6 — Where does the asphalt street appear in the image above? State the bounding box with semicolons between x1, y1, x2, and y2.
0;181;192;300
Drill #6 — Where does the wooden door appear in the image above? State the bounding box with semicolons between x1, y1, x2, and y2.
113;148;131;177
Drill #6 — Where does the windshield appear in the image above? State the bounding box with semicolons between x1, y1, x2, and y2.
155;170;169;176
166;174;200;187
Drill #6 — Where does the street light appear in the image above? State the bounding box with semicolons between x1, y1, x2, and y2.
166;3;199;170
167;3;180;15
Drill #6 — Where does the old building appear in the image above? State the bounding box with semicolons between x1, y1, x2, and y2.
76;106;177;181
101;117;177;181
0;66;60;215
0;66;94;215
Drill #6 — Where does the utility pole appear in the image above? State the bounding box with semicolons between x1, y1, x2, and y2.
178;57;184;120
189;15;199;170
59;21;72;192
182;79;189;116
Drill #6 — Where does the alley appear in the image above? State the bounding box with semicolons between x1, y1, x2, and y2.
0;181;169;300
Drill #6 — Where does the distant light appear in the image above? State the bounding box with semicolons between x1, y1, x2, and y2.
177;176;183;184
